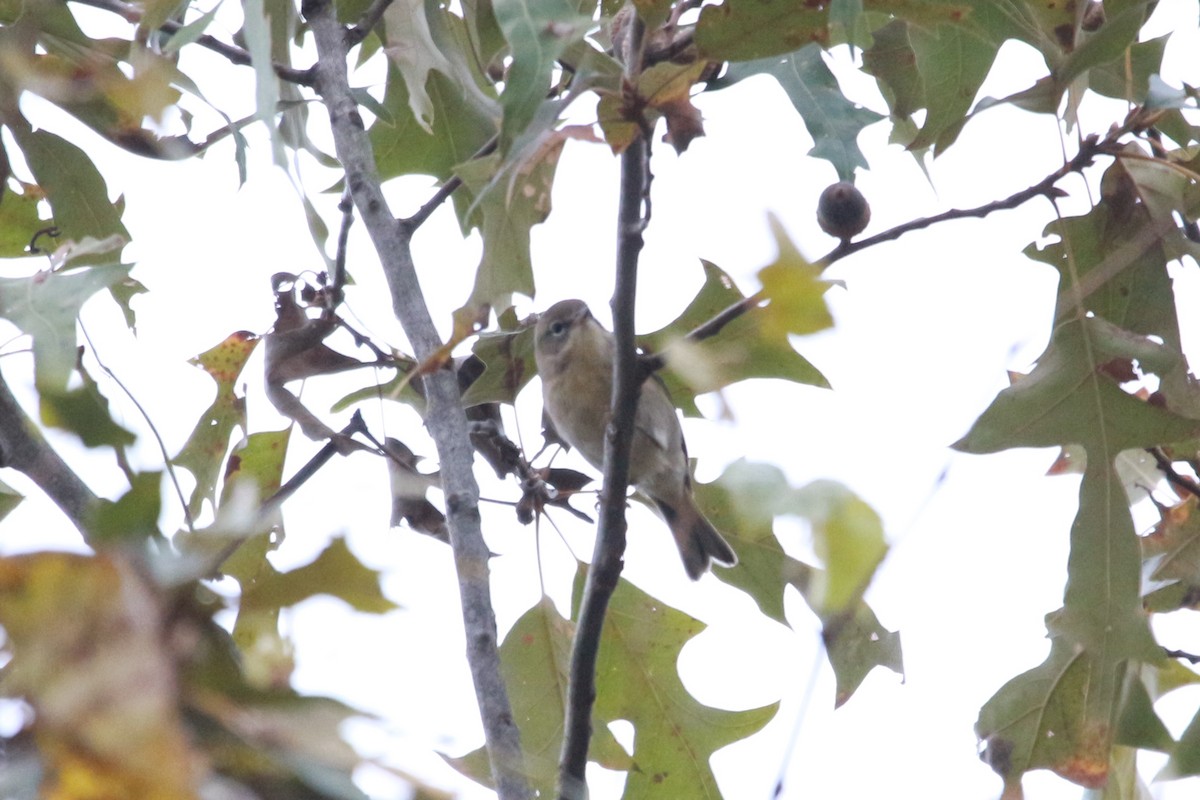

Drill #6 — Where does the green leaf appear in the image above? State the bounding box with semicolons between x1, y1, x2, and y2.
218;428;291;581
459;325;536;407
721;45;881;179
1056;3;1151;89
0;183;45;258
240;537;398;615
446;596;630;796
382;0;448;132
91;472;163;544
330;359;426;414
381;0;487;134
459;129;570;310
1038;152;1195;352
639;260;828;418
161;5;221;54
1089;35;1161;100
954;319;1200;456
861;20;923;121
697;460;902;705
1114;672;1174;752
695;0;968;60
242;0;284;165
907;22;998;152
492;0;590;149
1161;705;1200;780
369;62;497;223
10;127;128;242
39;382;137;450
0;478;24;523
0;263;133;391
575;568;778;796
695;0;828;61
173;331;260;518
969;382;1168;793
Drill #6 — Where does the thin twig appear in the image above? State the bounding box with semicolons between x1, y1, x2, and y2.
79;325;194;532
822;132;1118;267
330;186;354;313
640;290;765;374
204;412;369;575
402;136;500;231
70;0;315;86
558;11;649;799
303;2;530;797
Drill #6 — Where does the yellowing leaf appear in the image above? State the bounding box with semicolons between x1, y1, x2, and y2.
174;332;260;518
793;480;887;617
0;553;198;799
640;259;829;417
757;214;833;337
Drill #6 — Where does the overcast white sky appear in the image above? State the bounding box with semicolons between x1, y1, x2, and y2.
3;2;1200;799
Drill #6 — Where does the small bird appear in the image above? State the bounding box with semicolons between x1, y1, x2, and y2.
534;299;737;580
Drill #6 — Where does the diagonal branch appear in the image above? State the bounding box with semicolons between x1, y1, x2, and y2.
0;369;98;539
821;126;1134;267
302;2;529;799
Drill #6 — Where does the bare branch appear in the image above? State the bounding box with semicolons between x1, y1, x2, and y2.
559;11;649;798
403;136;500;230
821;129;1127;267
0;369;98;539
303;2;529;798
69;0;316;86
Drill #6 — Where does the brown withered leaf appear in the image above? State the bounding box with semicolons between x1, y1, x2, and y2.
660;94;705;153
265;273;364;444
383;437;448;543
517;466;594;525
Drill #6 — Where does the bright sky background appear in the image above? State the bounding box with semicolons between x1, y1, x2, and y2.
3;2;1200;799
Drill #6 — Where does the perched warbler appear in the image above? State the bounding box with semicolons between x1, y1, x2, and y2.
534;299;737;580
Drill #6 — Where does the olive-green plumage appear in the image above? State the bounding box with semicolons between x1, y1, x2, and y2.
534;299;737;580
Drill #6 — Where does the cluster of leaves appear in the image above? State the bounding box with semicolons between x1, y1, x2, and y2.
0;0;1199;799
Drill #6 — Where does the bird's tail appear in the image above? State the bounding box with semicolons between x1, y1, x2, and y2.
655;495;737;580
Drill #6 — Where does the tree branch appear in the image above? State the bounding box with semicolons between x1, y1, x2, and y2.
403;136;499;230
559;12;649;798
70;0;315;86
303;3;529;798
821;129;1128;267
0;369;99;539
639;122;1142;376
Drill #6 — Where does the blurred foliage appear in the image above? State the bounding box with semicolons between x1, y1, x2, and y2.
0;0;1198;799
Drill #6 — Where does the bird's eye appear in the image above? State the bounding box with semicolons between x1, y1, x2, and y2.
549;320;567;336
